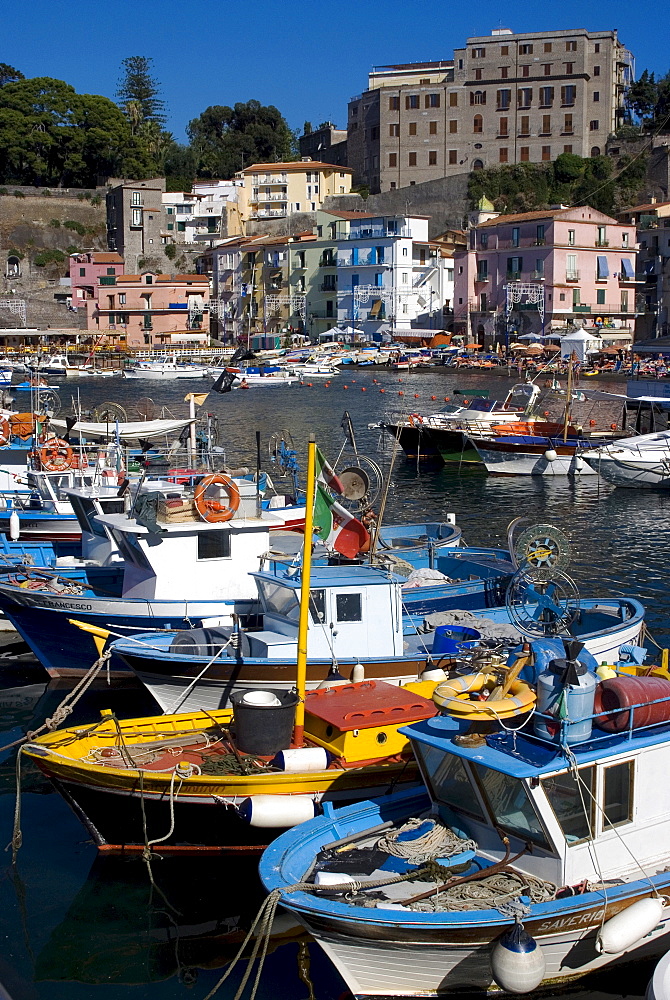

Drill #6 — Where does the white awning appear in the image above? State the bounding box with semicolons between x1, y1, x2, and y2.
50;417;194;442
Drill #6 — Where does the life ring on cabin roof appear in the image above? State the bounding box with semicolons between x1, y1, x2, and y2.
409;413;423;426
38;437;73;472
193;473;240;523
433;672;536;720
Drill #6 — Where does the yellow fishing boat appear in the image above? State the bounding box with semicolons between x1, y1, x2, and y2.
23;678;438;852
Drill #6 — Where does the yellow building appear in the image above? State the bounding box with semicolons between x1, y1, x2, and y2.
237;161;353;222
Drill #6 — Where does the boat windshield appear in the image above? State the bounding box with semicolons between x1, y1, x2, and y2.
256;579;300;620
541;767;596;843
414;745;486;821
472;763;551;850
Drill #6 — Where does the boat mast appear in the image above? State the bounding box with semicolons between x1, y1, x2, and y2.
563;351;574;443
293;434;316;747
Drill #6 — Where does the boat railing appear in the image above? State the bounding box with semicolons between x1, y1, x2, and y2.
515;680;670;755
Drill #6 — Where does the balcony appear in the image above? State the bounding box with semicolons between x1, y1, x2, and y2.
506;271;522;281
595;240;610;247
533;238;546;245
531;270;545;280
320;282;338;292
475;273;490;283
338;227;412;241
566;271;580;281
252;209;287;219
319;255;337;268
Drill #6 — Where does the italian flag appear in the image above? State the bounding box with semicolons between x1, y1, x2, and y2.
313;485;370;559
315;447;344;495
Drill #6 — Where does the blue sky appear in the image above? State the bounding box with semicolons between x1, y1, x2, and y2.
3;0;669;142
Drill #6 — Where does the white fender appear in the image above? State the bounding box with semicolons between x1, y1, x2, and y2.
274;747;330;773
490;923;546;994
596;897;666;955
544;449;558;462
238;794;316;828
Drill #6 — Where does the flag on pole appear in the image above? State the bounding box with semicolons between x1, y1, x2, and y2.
315;447;344;495
313;484;370;559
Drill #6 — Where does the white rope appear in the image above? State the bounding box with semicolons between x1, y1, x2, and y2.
378;816;477;864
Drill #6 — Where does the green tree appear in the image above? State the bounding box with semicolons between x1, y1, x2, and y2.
116;56;166;128
187;100;297;178
626;69;670;132
0;64;23;86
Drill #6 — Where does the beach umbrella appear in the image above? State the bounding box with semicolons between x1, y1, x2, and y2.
465;343;483;349
525;344;544;354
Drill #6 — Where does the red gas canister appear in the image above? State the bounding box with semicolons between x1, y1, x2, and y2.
594;676;670;732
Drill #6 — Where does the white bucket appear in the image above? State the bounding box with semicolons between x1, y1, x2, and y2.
241;690;281;707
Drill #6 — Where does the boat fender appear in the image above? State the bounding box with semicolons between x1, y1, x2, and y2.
574;455;585;471
490;921;546;994
9;510;19;541
544;449;558;462
596;897;667;955
351;663;365;683
238;794;317;829
421;666;448;682
272;747;331;772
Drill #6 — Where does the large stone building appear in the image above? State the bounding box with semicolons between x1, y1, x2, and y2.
348;28;633;194
106;178;166;272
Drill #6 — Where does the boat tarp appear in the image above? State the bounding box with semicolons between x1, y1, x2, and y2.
50;417;194;442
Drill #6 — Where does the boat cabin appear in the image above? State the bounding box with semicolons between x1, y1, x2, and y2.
246;565;404;660
405;711;670;891
92;503;283;601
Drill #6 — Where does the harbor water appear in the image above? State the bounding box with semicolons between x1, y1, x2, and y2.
0;366;666;999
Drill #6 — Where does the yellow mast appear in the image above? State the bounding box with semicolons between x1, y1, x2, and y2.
293;435;316;747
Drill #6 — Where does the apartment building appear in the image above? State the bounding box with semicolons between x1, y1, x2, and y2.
307;209;454;340
86;271;210;349
618;200;670;340
299;124;348;167
236;161;353;221
454;205;639;345
162;181;244;246
69;252;124;311
348;29;633;194
106;178;166;271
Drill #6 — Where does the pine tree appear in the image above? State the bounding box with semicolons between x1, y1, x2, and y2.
116;56;166;129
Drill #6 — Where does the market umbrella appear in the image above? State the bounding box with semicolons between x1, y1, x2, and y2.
465;343;483;349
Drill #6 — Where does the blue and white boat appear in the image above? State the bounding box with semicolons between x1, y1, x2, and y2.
261;638;670;997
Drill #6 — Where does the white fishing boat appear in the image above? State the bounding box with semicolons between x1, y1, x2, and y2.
584;430;670;488
261;635;670;997
123;360;209;380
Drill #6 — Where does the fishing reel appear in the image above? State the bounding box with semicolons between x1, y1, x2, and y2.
34;389;61;418
336;455;383;514
93;401;128;423
508;518;571;580
505;566;580;638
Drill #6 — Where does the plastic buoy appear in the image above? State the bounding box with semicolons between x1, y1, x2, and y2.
273;747;330;772
9;510;20;541
351;663;365;683
431;395;437;400
239;795;316;829
361;387;367;391
490;923;546;993
574;455;584;470
611;423;618;430
399;391;404;396
589;419;597;427
307;382;313;387
543;411;550;417
444;397;449;402
421;666;448;682
594;676;670;732
544;449;558;462
380;389;385;393
596;897;666;954
414;393;420;398
325;382;330;386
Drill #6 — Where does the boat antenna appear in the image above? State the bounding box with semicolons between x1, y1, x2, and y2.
368;425;401;559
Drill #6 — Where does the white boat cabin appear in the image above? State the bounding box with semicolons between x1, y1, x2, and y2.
407;713;670;893
245;565;405;660
92;502;284;601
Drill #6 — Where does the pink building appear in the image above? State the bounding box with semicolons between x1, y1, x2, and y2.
69;252;124;310
86;271;210;349
454;206;640;345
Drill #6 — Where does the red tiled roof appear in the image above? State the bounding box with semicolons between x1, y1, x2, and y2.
242;162;353;173
90;253;124;264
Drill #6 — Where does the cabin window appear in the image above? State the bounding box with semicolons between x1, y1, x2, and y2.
415;745;486;821
473;764;551;850
98;499;125;515
309;589;326;623
542;766;595;843
257;580;299;618
336;592;362;622
603;760;634;828
197;531;231;560
110;529;152;571
70;495;108;538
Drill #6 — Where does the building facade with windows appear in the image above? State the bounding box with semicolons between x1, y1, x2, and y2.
348;29;633;194
162;182;244;246
306;209;454;340
106;179;166;271
236;161;353;221
454;206;639;344
618;200;670;341
69;252;124;311
85;271;210;349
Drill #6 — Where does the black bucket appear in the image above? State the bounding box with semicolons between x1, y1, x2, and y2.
230;689;299;755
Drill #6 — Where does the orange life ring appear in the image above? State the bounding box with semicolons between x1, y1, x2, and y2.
193;474;240;523
409;413;423;427
39;437;73;472
0;416;9;447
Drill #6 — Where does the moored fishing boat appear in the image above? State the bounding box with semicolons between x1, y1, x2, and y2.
583;430;670;488
260;637;670;996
